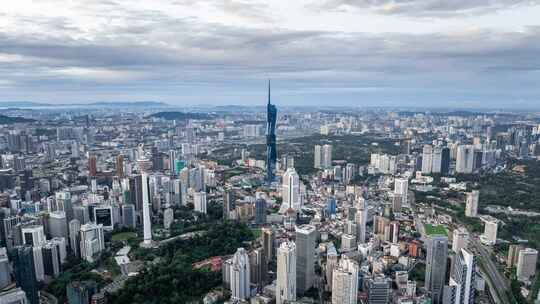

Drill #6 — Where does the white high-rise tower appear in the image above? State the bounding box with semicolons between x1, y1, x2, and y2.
230;248;251;300
422;144;433;174
314;145;322;169
447;248;476;304
138;144;153;247
277;241;296;304
355;201;368;244
456;145;474;174
322;144;333;168
465;190;479;217
480;216;498;245
332;256;359;304
394;178;408;205
282;168;300;211
452;227;469;253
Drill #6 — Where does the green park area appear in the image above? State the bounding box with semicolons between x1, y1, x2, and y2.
251;228;262;238
424;224;447;236
211;133;401;176
478;160;540;247
108;221;255;304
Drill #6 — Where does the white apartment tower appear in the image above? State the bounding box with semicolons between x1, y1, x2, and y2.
282;168;300;210
448;248;476;304
422;145;433;174
326;245;338;291
79;223;105;263
314;145;322;169
138;147;153;247
276;241;296;304
394;178;408;205
332;257;359;304
465;190;479;217
230;248;251;300
432;146;443;173
21;225;46;247
193;191;207;214
355;206;368;244
452;227;469;254
322;144;333;169
456;145;475;174
480;216;498;245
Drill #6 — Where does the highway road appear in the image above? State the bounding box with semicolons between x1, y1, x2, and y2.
469;238;511;304
427;207;512;304
158;230;207;246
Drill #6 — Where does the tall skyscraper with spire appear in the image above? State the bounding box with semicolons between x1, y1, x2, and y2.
266;80;277;183
137;144;153;247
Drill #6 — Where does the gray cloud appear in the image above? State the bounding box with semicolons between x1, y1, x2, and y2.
318;0;540;17
219;0;276;23
0;1;539;106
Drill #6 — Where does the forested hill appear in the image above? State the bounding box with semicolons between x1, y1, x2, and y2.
0;114;36;124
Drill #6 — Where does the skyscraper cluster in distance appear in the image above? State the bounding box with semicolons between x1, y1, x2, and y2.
1;82;540;304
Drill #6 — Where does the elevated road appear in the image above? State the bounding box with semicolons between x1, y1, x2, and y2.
423;208;511;304
469;238;511;304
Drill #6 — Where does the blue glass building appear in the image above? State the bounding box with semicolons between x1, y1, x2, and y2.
266;80;277;183
255;198;267;225
326;198;337;216
12;246;39;304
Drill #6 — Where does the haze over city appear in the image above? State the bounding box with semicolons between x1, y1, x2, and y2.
1;0;540;107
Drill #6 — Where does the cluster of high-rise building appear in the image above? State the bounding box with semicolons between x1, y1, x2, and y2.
0;108;239;303
1;97;540;304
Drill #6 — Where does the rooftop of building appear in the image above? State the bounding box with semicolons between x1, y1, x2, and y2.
295;224;316;233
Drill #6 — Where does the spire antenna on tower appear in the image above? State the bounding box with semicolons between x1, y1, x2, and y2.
268;79;271;105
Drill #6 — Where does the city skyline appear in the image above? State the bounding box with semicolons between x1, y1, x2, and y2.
1;0;540;107
2;100;540;303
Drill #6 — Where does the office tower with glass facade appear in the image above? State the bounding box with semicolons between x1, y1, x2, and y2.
13;246;39;304
425;232;449;304
266;80;277;183
296;225;317;294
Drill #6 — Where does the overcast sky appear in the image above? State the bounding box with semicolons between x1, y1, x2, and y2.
1;0;540;108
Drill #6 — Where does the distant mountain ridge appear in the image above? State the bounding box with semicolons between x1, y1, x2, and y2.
0;101;44;107
147;111;214;120
0;101;169;108
0;114;36;124
85;101;169;107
